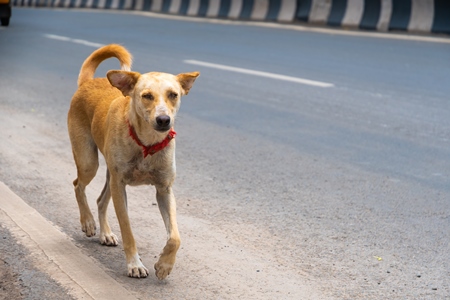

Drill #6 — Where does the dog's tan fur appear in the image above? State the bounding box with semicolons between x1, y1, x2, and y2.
67;44;199;279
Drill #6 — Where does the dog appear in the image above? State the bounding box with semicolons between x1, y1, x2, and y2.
67;44;199;279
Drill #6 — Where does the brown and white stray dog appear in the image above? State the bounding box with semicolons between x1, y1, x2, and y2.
67;44;199;279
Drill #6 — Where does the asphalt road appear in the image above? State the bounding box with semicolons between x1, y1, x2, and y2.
0;7;449;299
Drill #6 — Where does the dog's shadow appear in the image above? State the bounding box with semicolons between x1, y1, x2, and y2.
72;234;172;285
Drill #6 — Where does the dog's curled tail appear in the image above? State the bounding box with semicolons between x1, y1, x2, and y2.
77;44;133;87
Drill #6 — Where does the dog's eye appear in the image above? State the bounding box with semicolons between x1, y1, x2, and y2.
142;93;154;100
168;92;178;100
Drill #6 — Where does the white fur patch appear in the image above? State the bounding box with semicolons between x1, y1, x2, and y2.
155;97;169;117
121;65;131;72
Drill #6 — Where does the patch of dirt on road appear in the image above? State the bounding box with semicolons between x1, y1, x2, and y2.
0;225;73;300
0;258;22;300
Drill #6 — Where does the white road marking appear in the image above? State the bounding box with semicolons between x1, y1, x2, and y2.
44;33;104;48
184;59;334;88
43;33;333;88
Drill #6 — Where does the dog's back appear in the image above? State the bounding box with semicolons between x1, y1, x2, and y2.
68;46;133;184
68;45;133;149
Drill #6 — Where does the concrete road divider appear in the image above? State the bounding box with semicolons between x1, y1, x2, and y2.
12;0;450;34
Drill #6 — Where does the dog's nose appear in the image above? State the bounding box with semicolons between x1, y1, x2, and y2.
156;115;171;127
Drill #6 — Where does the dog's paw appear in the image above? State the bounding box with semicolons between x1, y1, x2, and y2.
154;261;174;280
81;218;96;237
127;256;149;278
99;231;119;246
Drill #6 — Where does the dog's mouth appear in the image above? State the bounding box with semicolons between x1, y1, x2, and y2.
154;125;171;132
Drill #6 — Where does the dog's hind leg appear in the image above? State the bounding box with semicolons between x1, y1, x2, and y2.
154;186;180;280
70;133;99;238
97;169;119;246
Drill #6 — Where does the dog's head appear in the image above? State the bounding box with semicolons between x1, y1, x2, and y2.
107;70;199;132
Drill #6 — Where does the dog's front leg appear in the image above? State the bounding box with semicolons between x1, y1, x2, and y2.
154;185;180;280
110;176;149;278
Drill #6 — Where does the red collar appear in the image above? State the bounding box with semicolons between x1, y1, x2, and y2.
127;120;176;158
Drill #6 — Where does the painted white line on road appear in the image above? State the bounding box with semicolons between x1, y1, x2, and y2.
44;34;104;48
184;60;334;88
0;181;137;300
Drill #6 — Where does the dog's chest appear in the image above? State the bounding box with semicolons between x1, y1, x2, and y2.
122;154;166;186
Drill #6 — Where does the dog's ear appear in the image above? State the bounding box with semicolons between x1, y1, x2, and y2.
177;72;200;95
107;70;140;96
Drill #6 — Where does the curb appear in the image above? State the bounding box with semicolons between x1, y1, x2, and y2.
12;0;450;34
298;0;450;34
0;181;137;300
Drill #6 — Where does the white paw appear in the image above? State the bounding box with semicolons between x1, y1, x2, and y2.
127;255;149;278
99;231;119;246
